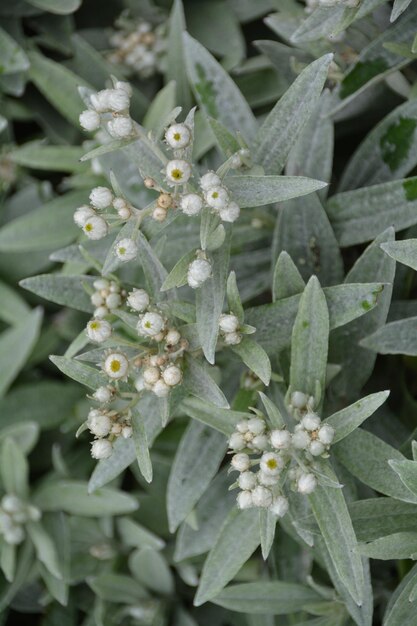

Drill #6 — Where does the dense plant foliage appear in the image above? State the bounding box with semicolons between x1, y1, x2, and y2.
2;0;417;624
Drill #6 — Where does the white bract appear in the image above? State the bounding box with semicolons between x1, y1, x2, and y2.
103;352;129;379
88;410;112;437
205;185;229;210
180;193;203;216
162;365;182;386
219;314;239;333
127;288;150;312
187;258;211;289
165;123;191;149
82;215;108;240
108;88;130;112
200;171;221;190
297;473;317;495
115;238;138;261
93;386;113;404
79;110;101;131
166;160;191;185
219;201;240;223
137;312;165;337
91;439;113;460
90;186;113;209
86;319;112;343
74;205;95;227
108;116;134;138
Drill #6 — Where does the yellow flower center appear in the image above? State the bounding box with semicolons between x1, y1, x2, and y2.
144;321;152;328
110;359;121;372
118;247;126;255
85;222;93;232
171;168;183;180
266;459;278;470
211;191;219;199
90;321;100;330
173;132;181;141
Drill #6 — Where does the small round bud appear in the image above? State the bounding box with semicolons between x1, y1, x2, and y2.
297;473;317;495
251;434;269;451
219;314;239;333
115;81;132;96
231;453;250;472
90;89;113;112
91;292;104;307
108;116;134;138
153;379;170;397
223;331;242;345
82;215;108;240
103;352;129;379
93;278;109;291
292;429;310;450
127;288;149;312
205;185;229;210
237;490;253;509
252;485;273;508
270;495;289;518
105;292;122;310
118;206;131;220
318;424;335;445
108;88;130;112
143;366;160;385
236;420;249;434
260;452;284;476
1;495;23;515
86;319;112;344
166;159;191;185
4;526;25;545
94;306;109;319
165;329;181;346
79;110;101;132
152;207;167;222
301;413;321;431
27;505;41;522
157;193;172;209
93;386;113;404
180;193;203;216
258;471;279;486
162;365;182;387
90;187;113;209
115;238;138;262
219;201;240;223
309;440;326;456
270;429;291;450
88;411;112;437
200;171;221;191
144;177;156;188
165;123;191;149
74;205;96;227
238;471;257;491
122;426;133;438
247;417;266;435
187;258;211;289
291;391;309;409
229;432;246;451
137;312;165;337
91;439;113;460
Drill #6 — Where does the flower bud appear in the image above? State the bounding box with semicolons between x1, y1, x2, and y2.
297;473;317;495
180;193;203;216
83;215;108;240
219;313;239;333
291;391;309;409
270;429;291;450
260;452;284;476
237;490;253;509
223;331;242;346
91;439;113;460
162;365;182;387
93;386;113;404
127;288;150;312
88;411;112;437
318;424;335;445
152;207;167;222
74;205;95;227
292;429;310;450
108;116;134;138
153;379;170;397
252;485;273;508
231;453;250;472
79;110;101;132
200;171;221;191
301;413;321;432
86;319;112;343
238;471;257;491
122;426;133;438
115;238;138;262
205;185;229;210
247;417;266;435
90;186;113;209
219;201;240;223
108;88;130;112
105;292;122;310
187;258;211;289
309;440;326;456
165;123;191;149
165;329;181;346
270;495;289;518
137;312;165;337
229;432;246;451
143;366;160;385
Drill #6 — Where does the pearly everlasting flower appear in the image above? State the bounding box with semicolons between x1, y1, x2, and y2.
238;471;257;491
115;81;132;96
165;329;181;346
291;391;310;410
297;473;317;495
153;379;170;397
1;495;23;514
205;185;229;210
219;201;240;223
103;352;129;380
115;238;138;262
292;429;310;450
157;193;172;209
113;197;131;219
152;207;167;222
122;426;132;438
165;123;191;149
187;258;212;289
90;186;113;209
270;495;289;518
237;490;253;509
4;526;25;545
309;440;326;456
231;453;250;472
223;332;242;345
137;312;165;337
91;438;113;460
219;314;239;333
88;410;112;437
108;88;130;112
127;288;150;312
162;365;182;386
251;434;269;451
252;485;273;508
93;386;113;404
143;366;160;385
229;432;246;451
260;452;284;476
79;110;101;132
301;413;321;431
90;89;113;112
270;429;291;450
258;471;279;486
166;159;191;185
86;319;112;343
93;278;109;291
318;424;335;445
247;417;266;435
108;116;134;138
74;205;95;227
180;193;203;216
200;171;221;191
83;215;109;240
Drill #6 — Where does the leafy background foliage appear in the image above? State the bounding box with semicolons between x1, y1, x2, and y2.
1;0;417;625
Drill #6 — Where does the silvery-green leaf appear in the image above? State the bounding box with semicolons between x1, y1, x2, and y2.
196;230;230;364
0;26;29;75
334;429;417;504
272;251;305;302
226;175;327;207
181;396;247;435
206;224;226;252
309;465;364;606
0;190;88;252
358;531;417;560
348;498;417;542
231;337;271;385
339;99;417;191
0;423;39;455
207;117;240;158
88;572;149;604
226;271;244;321
183;33;257;143
381;238;417;271
254;54;333;174
27;522;62;579
161;249;196;291
10;142;86;172
20;274;95;313
50;355;106;390
166;0;192;110
212;580;323;614
272;194;343;286
26;0;81;14
183;355;229;409
167;420;227;532
389;459;417;497
247;282;384;355
325;390;390;443
290;276;329;405
259;509;277;560
33;480;138;516
383;563;417;625
0;438;28;499
259;392;285;429
0;309;43;398
194;508;260;606
129;547;174;595
361;316;417;355
131;407;153;484
0;543;15;583
117;517;165;551
0;540;33;613
143;82;177;139
80;138;139;162
136;230;171;300
391;0;414;21
0;280;30;325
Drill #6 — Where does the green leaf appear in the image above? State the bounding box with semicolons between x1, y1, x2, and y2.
389;459;417;497
20;274;95;313
143;82;177;139
26;0;81;14
258;392;285;429
226;271;244;321
131;407;153;484
0;438;28;498
272;251;305;302
0;279;30;325
0;423;39;455
348;498;417;542
33;480;139;516
0;190;88;252
117;517;165;551
129;548;174;595
166;0;192;110
88;572;148;604
381;238;417;271
194;508;260;606
231;338;271;385
0;540;33;613
0;543;16;583
167;420;227;532
361;316;417;355
50;355;107;390
27;522;62;579
161;249;196;291
212;580;322;614
358;531;417;560
391;0;414;21
181;396;247;435
325;390;390;443
207;117;240;158
10;142;86;172
183;33;257;143
259;509;277;560
136;231;170;300
226;175;327;208
254;54;333;174
182;355;229;409
0;26;29;75
383;563;417;625
0;309;43;397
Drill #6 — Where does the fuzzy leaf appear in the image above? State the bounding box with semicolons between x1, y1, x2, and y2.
50;355;107;390
383;563;417;625
182;355;229;409
226;175;327;208
361;316;417;355
231;338;271;385
20;274;95;313
131;408;153;484
325;390;390;443
272;251;305;301
166;0;192;110
181;396;247;435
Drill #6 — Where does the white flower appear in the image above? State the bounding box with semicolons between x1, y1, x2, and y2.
82;215;108;240
90;186;113;209
258;471;279;486
318;424;335;445
115;81;132;96
152;207;167;222
237;490;253;509
153;379;170;397
270;429;291;450
91;439;113;460
27;505;41;522
105;292;122;310
270;495;289;518
166;159;191;185
229;432;246;451
223;331;242;345
113;197;131;219
91;293;104;309
292;429;310;450
165;123;191;149
93;386;113;404
127;288;149;312
187;258;211;289
93;278;109;291
108;116;134;138
90;89;112;112
137;312;165;337
219;314;239;333
4;526;25;545
1;495;23;514
260;452;284;476
238;471;257;491
251;434;269;450
231;453;250;472
103;352;129;379
301;413;321;431
108;88;130;112
297;473;317;495
205;185;229;210
291;391;309;409
88;410;112;437
134;375;145;392
122;426;132;438
219;201;240;223
143;366;160;385
165;329;181;346
247;417;266;435
74;205;95;227
94;306;109;319
236;420;249;433
162;365;182;387
86;319;112;343
79;110;101;132
309;440;326;456
200;171;221;191
180;193;203;216
252;485;273;508
115;238;138;262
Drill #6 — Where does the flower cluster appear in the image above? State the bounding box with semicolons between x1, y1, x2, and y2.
228;392;335;516
88;278;125;320
219;313;242;346
74;186;133;241
0;495;41;545
79;80;135;139
108;19;166;79
88;402;132;460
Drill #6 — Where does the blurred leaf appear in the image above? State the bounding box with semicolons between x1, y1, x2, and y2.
183;355;229;408
0;437;29;498
231;338;271;385
325;390;390;442
226;175;327;207
20;274;95;312
0;26;29;75
26;0;81;14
